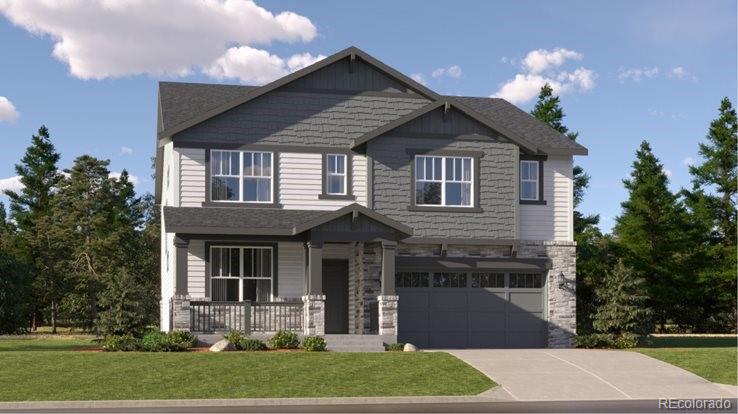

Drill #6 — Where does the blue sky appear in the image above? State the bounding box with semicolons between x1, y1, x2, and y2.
0;0;735;232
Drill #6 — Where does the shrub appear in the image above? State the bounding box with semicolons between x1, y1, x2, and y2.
165;330;197;351
237;338;268;351
302;336;327;352
141;331;168;352
385;342;405;351
269;330;300;349
575;333;640;349
224;330;246;344
102;334;140;352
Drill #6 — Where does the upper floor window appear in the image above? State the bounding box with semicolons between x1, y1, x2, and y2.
415;155;473;207
326;154;347;195
520;160;539;201
211;150;272;203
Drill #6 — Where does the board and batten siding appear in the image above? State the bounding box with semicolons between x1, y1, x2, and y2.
178;147;206;207
519;155;574;241
277;242;304;300
280;152;367;210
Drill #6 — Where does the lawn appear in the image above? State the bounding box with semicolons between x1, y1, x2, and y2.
0;338;494;401
635;336;737;385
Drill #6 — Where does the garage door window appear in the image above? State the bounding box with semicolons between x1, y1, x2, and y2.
432;272;467;288
471;272;505;288
509;273;543;288
396;272;430;288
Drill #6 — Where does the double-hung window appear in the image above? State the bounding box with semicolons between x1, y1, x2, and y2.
210;150;273;203
210;246;273;302
415;155;473;207
520;160;539;201
326;154;347;195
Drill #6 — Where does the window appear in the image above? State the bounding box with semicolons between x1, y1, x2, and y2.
520;160;539;201
396;272;430;288
471;272;505;288
509;273;543;288
415;155;473;207
210;150;273;203
432;272;467;288
326;154;347;195
210;246;273;302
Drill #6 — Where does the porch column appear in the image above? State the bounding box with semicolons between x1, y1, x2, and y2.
171;235;191;332
378;241;399;339
302;241;325;336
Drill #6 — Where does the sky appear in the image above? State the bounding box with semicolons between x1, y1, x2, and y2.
0;0;735;233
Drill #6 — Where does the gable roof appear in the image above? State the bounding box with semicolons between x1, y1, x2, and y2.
453;96;588;155
163;203;413;238
157;46;440;139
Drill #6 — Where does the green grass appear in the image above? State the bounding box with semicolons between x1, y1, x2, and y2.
0;337;97;352
635;336;737;385
0;338;494;401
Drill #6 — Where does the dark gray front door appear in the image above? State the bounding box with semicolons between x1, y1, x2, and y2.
397;271;546;348
322;259;348;334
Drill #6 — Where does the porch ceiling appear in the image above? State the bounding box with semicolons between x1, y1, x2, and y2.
163;203;413;239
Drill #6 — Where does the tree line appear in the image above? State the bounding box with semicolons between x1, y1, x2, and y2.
531;85;737;339
0;126;159;334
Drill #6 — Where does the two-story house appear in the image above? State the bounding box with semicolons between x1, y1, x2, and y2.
156;46;587;349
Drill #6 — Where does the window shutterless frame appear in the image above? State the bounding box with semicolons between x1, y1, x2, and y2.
325;154;347;195
519;156;546;204
414;155;474;207
209;150;274;204
209;245;274;302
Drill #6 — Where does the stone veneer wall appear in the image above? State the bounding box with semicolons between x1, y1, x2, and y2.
347;242;383;334
395;241;577;348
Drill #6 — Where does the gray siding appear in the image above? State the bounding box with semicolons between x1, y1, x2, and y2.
369;134;518;239
285;58;414;93
174;91;429;147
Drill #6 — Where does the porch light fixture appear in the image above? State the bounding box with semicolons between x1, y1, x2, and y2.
558;272;572;290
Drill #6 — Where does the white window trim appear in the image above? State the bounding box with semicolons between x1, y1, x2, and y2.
210;150;274;203
210;246;274;302
326;153;348;195
520;160;539;201
415;155;474;207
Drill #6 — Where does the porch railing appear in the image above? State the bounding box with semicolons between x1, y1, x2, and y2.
190;301;303;333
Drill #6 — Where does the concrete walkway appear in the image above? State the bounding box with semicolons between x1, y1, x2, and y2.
446;349;737;401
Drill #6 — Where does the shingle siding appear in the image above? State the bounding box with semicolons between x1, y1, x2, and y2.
173;91;429;147
285;58;413;93
369;135;518;239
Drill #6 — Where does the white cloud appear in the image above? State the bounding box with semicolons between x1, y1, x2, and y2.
0;0;318;81
410;73;427;86
0;175;22;193
109;171;139;186
120;146;133;155
618;66;659;83
204;46;324;85
492;48;595;104
0;96;19;122
662;167;672;178
670;66;686;78
431;65;462;79
682;157;695;166
522;48;582;74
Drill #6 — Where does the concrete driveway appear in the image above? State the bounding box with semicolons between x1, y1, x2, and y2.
447;349;737;401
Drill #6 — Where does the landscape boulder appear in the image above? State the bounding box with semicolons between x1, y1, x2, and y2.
209;339;235;352
403;343;418;352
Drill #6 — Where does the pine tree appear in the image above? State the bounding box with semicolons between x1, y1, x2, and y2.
0;203;30;334
593;260;652;336
613;141;692;330
5;126;63;332
96;269;150;336
682;97;737;330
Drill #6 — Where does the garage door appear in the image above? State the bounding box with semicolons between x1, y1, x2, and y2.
397;271;546;348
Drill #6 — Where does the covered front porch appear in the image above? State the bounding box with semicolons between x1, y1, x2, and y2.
164;204;412;342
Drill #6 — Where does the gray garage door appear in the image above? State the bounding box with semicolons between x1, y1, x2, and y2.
397;271;546;348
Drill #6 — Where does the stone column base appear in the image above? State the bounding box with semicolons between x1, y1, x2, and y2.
170;294;191;332
302;295;326;336
377;295;399;337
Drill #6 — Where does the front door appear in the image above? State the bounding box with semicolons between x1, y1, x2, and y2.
322;259;348;334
